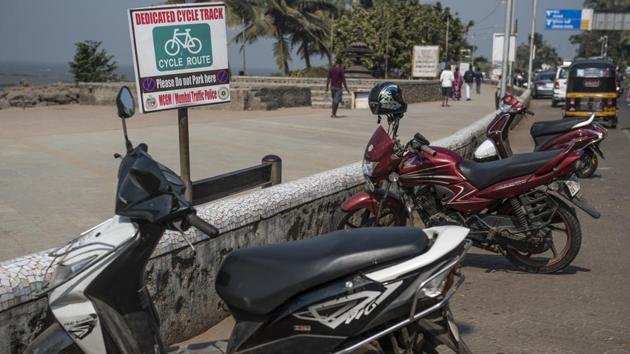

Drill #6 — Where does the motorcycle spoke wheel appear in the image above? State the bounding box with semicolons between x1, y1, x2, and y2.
505;204;582;274
576;149;598;178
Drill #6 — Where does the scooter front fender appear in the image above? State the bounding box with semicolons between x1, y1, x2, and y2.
341;189;405;215
23;322;77;354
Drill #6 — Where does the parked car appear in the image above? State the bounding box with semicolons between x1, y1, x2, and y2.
533;71;556;99
552;66;570;107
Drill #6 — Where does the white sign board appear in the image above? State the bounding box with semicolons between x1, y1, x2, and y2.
459;62;471;73
492;33;516;64
128;3;230;113
412;46;440;78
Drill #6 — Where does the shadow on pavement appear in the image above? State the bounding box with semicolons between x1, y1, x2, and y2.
463;253;591;275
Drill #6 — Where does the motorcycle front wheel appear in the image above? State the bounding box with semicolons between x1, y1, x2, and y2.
335;207;406;230
505;202;582;274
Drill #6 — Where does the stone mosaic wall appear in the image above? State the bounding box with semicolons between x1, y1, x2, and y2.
0;91;533;352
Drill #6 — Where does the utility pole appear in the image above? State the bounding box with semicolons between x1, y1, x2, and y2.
500;0;514;97
509;9;517;92
527;0;537;88
445;17;450;63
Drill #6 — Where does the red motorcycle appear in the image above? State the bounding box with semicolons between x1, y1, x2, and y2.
474;95;607;178
337;83;600;274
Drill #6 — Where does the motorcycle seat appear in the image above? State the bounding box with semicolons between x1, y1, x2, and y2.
530;118;588;138
459;150;561;190
215;227;428;315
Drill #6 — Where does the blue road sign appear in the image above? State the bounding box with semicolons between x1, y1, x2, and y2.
545;9;583;30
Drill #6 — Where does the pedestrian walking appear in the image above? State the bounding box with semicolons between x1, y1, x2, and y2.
439;63;455;107
463;67;474;101
325;60;350;118
474;67;483;94
452;67;462;100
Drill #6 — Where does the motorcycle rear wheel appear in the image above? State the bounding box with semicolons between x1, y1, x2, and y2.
335;207;405;230
505;203;581;274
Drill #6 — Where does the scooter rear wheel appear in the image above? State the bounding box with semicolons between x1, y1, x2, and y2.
576;149;598;178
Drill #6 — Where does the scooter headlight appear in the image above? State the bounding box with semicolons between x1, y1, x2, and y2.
362;160;378;178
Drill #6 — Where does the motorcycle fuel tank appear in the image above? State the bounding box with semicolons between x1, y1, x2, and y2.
398;147;465;188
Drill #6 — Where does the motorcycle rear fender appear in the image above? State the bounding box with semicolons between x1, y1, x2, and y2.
23;322;77;354
341;190;406;215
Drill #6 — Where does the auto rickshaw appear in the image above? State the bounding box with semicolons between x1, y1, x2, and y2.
564;57;618;128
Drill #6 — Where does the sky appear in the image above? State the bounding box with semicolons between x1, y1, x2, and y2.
0;0;587;74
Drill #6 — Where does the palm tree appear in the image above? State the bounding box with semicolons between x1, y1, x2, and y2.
230;0;336;74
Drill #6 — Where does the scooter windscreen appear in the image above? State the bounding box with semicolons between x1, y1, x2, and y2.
115;144;191;223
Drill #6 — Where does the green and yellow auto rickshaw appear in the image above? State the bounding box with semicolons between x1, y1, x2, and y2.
565;58;618;128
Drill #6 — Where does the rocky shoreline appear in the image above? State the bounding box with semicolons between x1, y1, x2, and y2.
0;83;79;109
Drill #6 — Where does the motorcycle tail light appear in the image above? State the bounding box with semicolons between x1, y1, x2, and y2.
422;268;456;298
569;98;576;105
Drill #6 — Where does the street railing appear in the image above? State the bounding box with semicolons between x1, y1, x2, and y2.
191;155;282;206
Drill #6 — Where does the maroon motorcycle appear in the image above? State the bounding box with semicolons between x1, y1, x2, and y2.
473;95;607;178
337;83;600;274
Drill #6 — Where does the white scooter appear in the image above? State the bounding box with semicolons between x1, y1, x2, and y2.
25;87;472;354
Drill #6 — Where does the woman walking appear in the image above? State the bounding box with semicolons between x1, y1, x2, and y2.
452;67;463;101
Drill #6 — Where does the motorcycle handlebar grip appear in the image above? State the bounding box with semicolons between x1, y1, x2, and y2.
526;110;535;116
421;145;437;156
186;213;220;238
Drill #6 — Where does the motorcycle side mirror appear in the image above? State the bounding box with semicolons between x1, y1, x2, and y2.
116;87;135;119
115;87;135;152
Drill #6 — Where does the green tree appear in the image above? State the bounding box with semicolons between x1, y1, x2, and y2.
68;40;118;82
229;0;336;74
515;33;561;72
569;0;630;69
332;0;472;78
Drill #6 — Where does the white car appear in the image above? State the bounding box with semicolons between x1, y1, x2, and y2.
552;66;570;107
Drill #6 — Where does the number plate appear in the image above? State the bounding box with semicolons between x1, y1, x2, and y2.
565;179;581;198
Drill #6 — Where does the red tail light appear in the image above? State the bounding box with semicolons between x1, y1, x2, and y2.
554;81;560;89
569;98;576;105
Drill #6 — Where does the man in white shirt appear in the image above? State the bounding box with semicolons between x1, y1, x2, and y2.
440;63;455;107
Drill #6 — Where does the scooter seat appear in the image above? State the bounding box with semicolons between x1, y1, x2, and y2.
530;118;588;138
215;227;428;315
459;150;561;190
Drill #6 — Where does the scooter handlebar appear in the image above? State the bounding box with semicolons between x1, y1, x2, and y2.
186;213;220;238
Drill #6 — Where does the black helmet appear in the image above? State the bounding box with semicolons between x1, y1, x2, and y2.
368;82;407;116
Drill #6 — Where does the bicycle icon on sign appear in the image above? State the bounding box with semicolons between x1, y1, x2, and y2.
164;28;203;56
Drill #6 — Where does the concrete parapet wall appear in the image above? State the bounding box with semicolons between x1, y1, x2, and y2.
78;76;439;110
0;92;532;353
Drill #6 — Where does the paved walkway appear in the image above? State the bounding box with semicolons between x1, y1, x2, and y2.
0;85;496;260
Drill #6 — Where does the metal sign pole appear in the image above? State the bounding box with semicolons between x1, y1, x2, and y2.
178;107;193;201
527;0;537;89
500;0;513;98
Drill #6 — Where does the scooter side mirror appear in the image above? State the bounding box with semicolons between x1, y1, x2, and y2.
116;87;135;119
